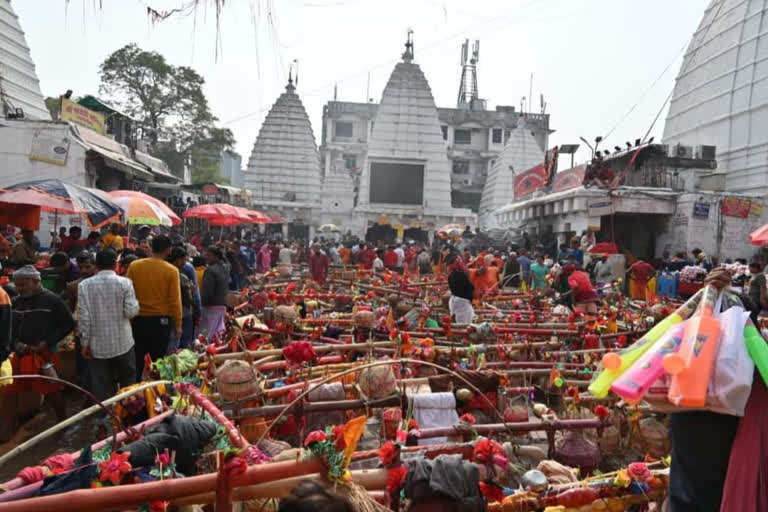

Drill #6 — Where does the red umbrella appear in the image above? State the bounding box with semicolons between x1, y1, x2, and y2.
240;208;270;223
750;224;768;246
183;203;253;226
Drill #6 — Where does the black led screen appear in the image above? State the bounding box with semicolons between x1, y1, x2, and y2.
369;162;424;205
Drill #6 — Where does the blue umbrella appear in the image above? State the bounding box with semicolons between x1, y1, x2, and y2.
7;179;123;229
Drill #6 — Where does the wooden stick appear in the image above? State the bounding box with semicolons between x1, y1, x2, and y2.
0;380;172;468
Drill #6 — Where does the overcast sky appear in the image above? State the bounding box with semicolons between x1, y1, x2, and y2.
14;0;708;168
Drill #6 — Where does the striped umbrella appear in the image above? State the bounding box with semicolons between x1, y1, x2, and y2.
108;190;182;226
108;194;177;227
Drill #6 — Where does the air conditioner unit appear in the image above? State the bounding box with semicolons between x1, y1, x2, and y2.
695;145;716;160
671;144;694;159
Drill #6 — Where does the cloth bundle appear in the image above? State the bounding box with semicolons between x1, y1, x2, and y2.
411;392;459;446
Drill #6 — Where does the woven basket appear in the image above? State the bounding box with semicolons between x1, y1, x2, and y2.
357;365;396;400
274;305;298;324
353;310;376;328
554;430;601;475
217;360;263;401
277;264;292;277
632;417;670;458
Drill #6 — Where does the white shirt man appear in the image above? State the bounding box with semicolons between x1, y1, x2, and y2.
373;254;384;272
278;244;295;265
78;249;140;402
394;245;405;268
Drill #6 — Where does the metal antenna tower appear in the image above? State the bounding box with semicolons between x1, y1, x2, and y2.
457;39;479;108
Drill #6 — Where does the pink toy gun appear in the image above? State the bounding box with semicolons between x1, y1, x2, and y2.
611;322;686;402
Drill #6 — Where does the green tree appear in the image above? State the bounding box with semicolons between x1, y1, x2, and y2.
98;43;234;179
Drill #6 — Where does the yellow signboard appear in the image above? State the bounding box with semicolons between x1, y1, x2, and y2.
61;98;105;135
750;201;764;217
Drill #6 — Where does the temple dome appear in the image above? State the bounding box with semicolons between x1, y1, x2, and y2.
245;81;321;204
663;0;768;193
0;0;50;120
479;125;544;223
358;48;455;214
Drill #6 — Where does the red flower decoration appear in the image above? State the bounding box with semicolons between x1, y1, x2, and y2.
401;332;410;344
149;501;168;512
479;481;504;504
593;405;610;420
282;341;317;366
389;329;398;340
407;419;419;431
331;424;347;450
617;334;628;347
303;430;327;447
460;413;476;425
379;440;398;467
472;439;505;464
98;451;132;485
628;462;652;483
155;451;170;467
385;466;408;494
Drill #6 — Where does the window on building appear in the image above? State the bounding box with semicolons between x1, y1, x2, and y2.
344;155;357;171
441;125;448;140
334;121;353;138
452;159;470;174
492;128;503;144
454;129;471;145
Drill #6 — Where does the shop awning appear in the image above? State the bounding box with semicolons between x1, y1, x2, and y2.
72;125;154;180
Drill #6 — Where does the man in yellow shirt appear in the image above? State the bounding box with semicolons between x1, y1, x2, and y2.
101;223;124;251
125;234;181;380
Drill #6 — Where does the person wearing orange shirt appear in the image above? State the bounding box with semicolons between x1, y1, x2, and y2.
338;244;351;265
470;264;499;299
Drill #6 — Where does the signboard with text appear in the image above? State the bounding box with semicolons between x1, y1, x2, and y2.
721;197;750;218
692;202;710;219
61;98;105;135
587;199;614;217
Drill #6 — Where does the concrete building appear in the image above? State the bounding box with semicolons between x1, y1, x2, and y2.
663;0;768;195
223;152;244;187
319;39;550;214
489;142;767;262
0;0;49;121
244;77;321;240
0;119;179;190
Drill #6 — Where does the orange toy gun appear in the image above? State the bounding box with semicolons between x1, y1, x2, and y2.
663;285;722;407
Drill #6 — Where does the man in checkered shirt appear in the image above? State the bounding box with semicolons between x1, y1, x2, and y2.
78;248;140;402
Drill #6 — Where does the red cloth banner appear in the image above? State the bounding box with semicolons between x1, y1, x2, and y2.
551;165;586;193
513;164;548;199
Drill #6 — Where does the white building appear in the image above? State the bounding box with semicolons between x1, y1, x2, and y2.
663;0;768;194
0;119;179;189
352;35;475;242
479;127;545;227
0;0;49;121
244;77;322;240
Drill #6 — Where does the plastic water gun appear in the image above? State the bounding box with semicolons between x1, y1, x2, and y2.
611;321;686;401
664;285;722;407
744;319;768;387
588;289;704;398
